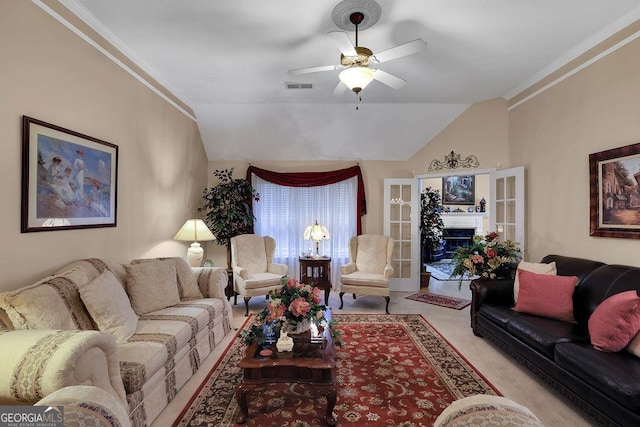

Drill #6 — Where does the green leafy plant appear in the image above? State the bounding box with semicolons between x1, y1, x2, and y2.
419;187;444;263
198;168;259;267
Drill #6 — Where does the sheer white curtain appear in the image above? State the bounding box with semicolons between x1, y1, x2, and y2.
252;175;357;289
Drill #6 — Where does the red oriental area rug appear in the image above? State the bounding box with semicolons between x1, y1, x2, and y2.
406;292;472;310
173;314;498;426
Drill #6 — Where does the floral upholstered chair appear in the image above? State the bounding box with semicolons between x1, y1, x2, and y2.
339;234;394;313
231;234;288;316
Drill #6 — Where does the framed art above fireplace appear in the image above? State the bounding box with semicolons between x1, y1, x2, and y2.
442;175;475;205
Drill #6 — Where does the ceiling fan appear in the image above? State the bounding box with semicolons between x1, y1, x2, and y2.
288;0;427;97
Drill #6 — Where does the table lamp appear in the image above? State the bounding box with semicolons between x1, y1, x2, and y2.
173;219;216;267
303;220;330;258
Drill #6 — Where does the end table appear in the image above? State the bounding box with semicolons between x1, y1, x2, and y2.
299;257;331;306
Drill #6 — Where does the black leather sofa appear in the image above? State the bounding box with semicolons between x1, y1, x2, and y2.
470;254;640;427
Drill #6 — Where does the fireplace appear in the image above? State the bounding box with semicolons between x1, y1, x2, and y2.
442;228;475;259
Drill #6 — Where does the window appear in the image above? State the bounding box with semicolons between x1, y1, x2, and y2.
252;175;357;287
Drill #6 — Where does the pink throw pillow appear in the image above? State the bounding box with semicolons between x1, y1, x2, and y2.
513;270;577;322
588;290;640;352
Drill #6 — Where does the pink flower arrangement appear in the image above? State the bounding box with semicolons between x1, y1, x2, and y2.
258;276;328;334
240;276;342;347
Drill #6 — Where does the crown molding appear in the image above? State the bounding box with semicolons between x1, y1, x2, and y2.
33;0;196;122
504;6;640;106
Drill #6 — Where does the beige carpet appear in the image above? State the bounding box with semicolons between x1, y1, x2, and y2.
153;278;598;427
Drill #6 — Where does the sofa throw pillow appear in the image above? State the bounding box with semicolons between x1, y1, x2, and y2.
79;270;138;343
125;260;180;315
132;257;202;300
588;290;640;352
0;267;95;330
513;269;577;322
513;261;557;303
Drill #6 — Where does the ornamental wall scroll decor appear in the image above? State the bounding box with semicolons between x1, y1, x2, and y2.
428;151;480;171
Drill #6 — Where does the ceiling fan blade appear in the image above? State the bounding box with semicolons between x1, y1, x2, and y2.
332;82;347;97
288;65;339;75
370;39;427;64
373;69;407;89
327;31;357;57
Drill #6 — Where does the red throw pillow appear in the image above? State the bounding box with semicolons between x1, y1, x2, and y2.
588;290;640;352
513;270;577;322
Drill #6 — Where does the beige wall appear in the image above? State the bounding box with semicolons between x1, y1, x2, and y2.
509;36;640;265
0;1;208;290
407;98;510;175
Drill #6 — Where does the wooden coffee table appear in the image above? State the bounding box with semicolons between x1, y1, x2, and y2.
235;320;337;425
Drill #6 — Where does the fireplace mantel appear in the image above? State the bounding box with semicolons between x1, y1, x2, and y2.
441;213;485;235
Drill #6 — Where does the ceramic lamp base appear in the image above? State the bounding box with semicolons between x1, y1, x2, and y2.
186;242;204;267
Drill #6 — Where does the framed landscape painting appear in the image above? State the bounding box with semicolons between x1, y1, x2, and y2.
21;116;118;232
442;175;475;205
590;142;640;239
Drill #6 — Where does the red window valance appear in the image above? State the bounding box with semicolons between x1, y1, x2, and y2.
246;165;367;234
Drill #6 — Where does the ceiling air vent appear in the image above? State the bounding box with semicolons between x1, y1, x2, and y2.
285;82;313;90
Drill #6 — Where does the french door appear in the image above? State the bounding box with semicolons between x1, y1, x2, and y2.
490;166;526;257
383;179;420;292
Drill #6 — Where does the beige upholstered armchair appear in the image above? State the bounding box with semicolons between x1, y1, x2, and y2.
339;234;394;313
231;234;288;316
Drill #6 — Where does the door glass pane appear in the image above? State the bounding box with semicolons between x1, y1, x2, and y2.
401;185;411;203
400;261;411;279
401;223;411;240
506;200;516;223
390;204;400;221
506;176;516;199
390;223;400;240
496;178;505;200
401;241;411;258
401;204;411;221
496;201;505;223
390;185;400;201
505;224;516;242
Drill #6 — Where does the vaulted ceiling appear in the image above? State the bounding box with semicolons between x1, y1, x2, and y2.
66;0;640;160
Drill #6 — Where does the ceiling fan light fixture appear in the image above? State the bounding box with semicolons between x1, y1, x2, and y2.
339;66;375;93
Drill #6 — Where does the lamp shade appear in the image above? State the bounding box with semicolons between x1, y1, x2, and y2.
173;219;216;242
304;221;330;257
174;219;216;267
304;221;330;242
339;66;376;93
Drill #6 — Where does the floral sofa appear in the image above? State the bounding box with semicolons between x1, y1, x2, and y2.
0;257;233;427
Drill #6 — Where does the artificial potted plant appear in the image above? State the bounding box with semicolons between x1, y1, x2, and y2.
419;187;444;287
198;168;260;268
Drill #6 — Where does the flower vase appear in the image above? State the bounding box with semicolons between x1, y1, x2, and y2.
291;317;311;335
286;317;314;343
